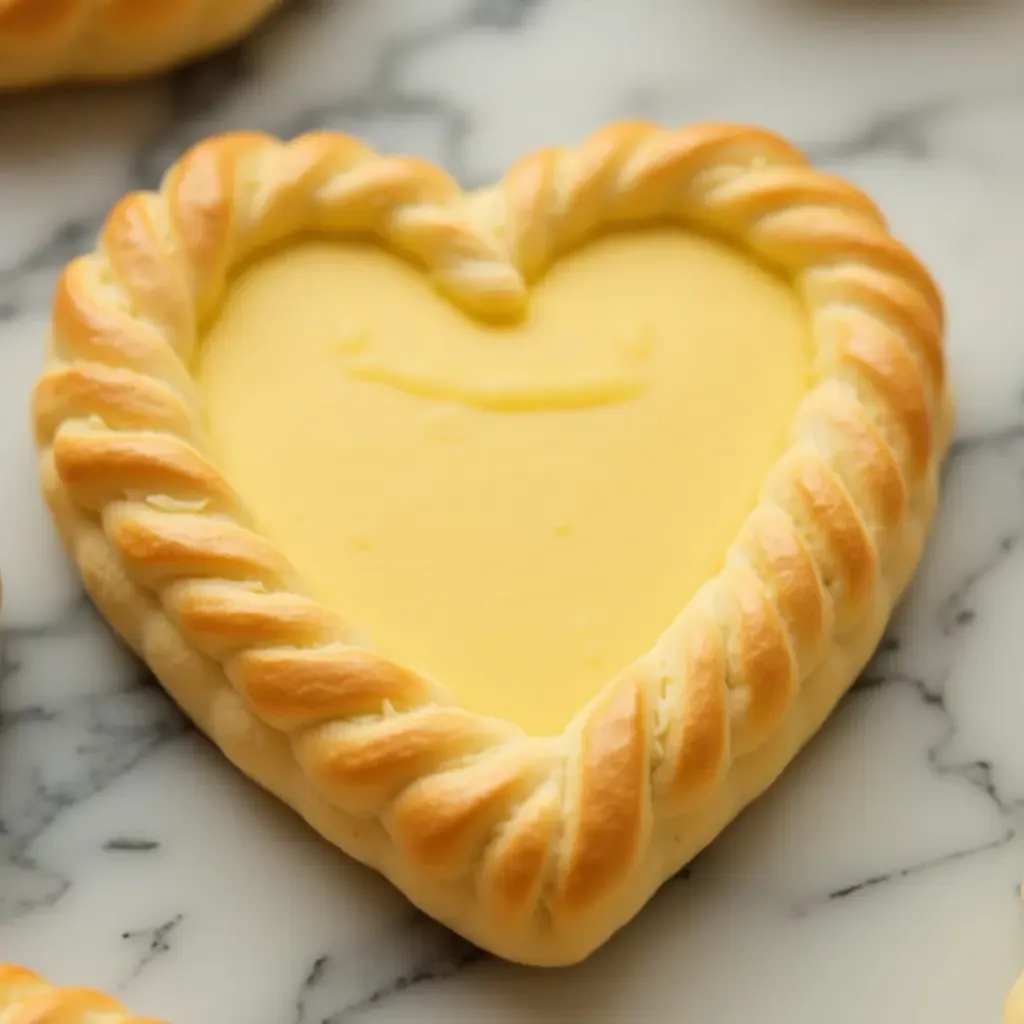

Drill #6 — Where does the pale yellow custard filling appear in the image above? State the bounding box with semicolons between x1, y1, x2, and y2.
198;230;811;735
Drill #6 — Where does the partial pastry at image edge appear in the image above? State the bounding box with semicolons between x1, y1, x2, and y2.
0;0;281;89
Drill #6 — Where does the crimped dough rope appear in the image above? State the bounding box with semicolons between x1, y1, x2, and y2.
0;965;161;1023
0;0;280;88
33;122;952;964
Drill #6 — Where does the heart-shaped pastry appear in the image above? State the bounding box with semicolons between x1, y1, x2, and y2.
33;122;951;965
0;0;279;88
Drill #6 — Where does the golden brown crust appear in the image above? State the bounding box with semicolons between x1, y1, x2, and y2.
0;965;162;1023
32;122;953;965
0;0;280;88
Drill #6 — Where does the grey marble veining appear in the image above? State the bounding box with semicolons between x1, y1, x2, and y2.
2;1;1024;1020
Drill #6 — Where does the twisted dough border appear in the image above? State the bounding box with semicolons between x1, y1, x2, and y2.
0;965;160;1022
33;122;953;965
0;0;280;88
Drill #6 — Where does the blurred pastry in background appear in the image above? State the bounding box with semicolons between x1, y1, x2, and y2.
0;964;162;1022
0;0;281;89
1006;970;1024;1023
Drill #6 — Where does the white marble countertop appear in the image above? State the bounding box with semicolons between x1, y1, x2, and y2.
2;1;1024;1020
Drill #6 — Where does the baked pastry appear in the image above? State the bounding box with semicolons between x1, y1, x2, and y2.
1007;970;1024;1022
0;0;280;89
32;122;952;965
0;965;160;1022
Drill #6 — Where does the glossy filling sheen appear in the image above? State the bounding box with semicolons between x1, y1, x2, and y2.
198;230;812;736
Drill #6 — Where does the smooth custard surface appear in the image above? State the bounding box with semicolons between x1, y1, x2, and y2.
198;230;811;735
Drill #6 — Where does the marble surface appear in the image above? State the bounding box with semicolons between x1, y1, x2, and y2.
2;0;1024;1020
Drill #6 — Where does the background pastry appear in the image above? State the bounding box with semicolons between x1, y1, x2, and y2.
0;964;159;1022
1007;968;1024;1022
0;0;281;89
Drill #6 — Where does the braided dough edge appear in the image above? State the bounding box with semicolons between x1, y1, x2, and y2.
0;0;280;88
0;964;162;1022
32;122;953;965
